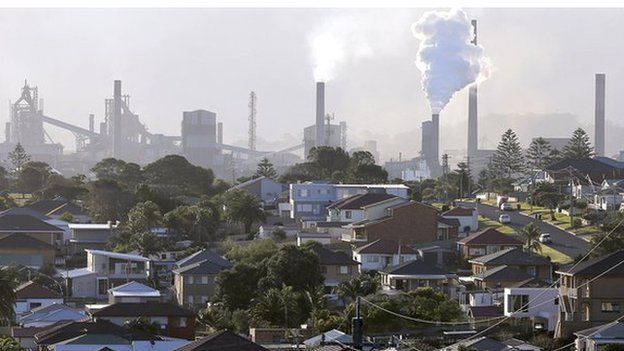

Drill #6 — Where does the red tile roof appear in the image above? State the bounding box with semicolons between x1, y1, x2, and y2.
16;281;61;300
355;239;417;255
457;228;523;246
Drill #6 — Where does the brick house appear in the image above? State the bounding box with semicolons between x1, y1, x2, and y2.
380;260;460;298
457;228;523;259
342;201;457;245
309;243;359;291
0;233;56;268
473;265;537;290
469;248;553;283
555;250;624;338
91;302;196;340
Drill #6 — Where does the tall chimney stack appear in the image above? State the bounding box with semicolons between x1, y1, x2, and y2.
89;114;95;133
467;19;478;158
432;113;440;171
112;80;122;158
217;122;223;145
595;73;606;157
315;82;326;147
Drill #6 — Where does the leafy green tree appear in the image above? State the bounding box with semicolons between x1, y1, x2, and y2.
16;161;51;195
40;174;88;200
519;223;542;253
254;158;277;179
91;158;145;189
0;268;17;321
143;155;214;196
589;212;624;258
221;189;266;233
452;162;472;198
490;129;525;178
163;204;221;243
347;151;388;184
199;304;250;334
262;245;324;291
526;137;554;171
59;212;74;223
278;162;324;183
8;143;30;174
86;179;135;222
336;273;380;301
221;239;278;265
0;166;9;190
214;262;263;310
0;195;17;211
308;146;350;177
562;128;593;159
532;182;564;220
124;316;159;334
0;336;23;351
251;285;308;328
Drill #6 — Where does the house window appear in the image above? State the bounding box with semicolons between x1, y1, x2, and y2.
179;317;187;328
161;253;167;259
507;295;529;313
187;295;194;304
201;276;208;284
299;189;309;197
527;266;536;276
187;276;194;285
581;303;590;321
345;211;352;219
340;266;349;274
29;302;42;309
601;302;621;313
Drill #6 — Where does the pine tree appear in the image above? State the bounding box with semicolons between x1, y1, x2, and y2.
8;143;30;174
490;129;525;178
526;137;553;170
254;158;277;179
562;128;594;159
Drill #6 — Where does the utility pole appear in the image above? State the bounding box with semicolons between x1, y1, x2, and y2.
248;92;257;151
442;154;450;203
466;155;471;199
352;296;363;350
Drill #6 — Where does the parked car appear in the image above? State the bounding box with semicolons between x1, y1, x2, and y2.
539;233;552;243
500;202;514;211
499;214;511;224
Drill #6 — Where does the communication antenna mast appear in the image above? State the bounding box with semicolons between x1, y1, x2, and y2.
248;91;257;151
325;113;334;146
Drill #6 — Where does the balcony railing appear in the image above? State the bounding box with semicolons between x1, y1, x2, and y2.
567;288;578;298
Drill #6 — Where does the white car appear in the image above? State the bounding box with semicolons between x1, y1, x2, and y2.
539;233;552;244
500;202;514;211
499;214;511;224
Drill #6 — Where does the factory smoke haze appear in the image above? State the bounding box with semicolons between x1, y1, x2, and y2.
412;8;491;114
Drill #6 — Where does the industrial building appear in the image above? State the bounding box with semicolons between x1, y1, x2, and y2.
303;82;347;159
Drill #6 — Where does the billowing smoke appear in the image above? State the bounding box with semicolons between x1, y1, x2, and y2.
412;9;490;114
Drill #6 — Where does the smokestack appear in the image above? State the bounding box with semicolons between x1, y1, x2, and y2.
595;73;605;157
112;80;122;158
467;19;478;158
217;122;223;145
315;82;325;147
432;113;440;169
89;114;95;133
5;122;10;143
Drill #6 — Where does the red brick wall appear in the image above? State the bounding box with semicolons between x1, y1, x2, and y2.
363;203;438;245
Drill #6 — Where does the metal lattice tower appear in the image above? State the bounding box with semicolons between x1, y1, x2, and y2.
248;91;257;151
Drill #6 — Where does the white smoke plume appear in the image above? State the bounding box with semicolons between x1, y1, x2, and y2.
412;8;491;114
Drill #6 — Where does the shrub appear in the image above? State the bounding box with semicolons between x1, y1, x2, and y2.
572;218;582;228
271;228;286;242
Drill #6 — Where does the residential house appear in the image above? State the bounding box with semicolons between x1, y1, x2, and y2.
352;239;418;272
467;305;503;326
473;265;537;289
303;329;353;349
442;207;479;236
175;330;269;351
342;201;456;245
33;320;188;351
173;249;231;310
16;303;87;327
545;158;624;187
555;250;624;338
326;193;407;223
574;321;624;351
443;336;536;351
469;248;553;282
0;233;56;268
0;213;64;246
457;228;523;259
309;243;359;290
91;302;196;340
232;176;285;204
67;223;117;254
380;259;460;298
14;281;63;315
504;287;559;332
107;281;161;303
27;197;92;223
289;182;409;221
593;187;623;211
63;249;151;299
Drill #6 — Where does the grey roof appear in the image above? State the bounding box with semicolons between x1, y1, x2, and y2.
326;193;399;210
173;259;229;275
558;250;624;277
175;330;269;351
445;336;512;351
304;329;352;348
354;239;418;255
574;320;624;339
309;243;359;266
0;233;55;249
381;259;451;276
0;214;64;232
469;248;551;266
0;207;51;220
474;265;534;282
175;249;231;269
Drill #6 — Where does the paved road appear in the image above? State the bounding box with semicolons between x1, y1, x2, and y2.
461;202;590;259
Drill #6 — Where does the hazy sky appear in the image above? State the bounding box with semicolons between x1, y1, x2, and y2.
0;8;623;162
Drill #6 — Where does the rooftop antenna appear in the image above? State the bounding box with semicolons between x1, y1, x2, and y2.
248;91;257;151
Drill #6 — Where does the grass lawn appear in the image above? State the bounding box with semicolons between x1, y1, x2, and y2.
515;201;602;240
478;215;516;235
538;243;573;265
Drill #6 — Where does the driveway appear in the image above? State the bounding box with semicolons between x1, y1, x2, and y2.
461;202;590;259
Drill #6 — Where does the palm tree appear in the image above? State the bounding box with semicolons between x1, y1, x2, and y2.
336;274;380;302
223;189;266;233
0;268;17;321
519;223;542;253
